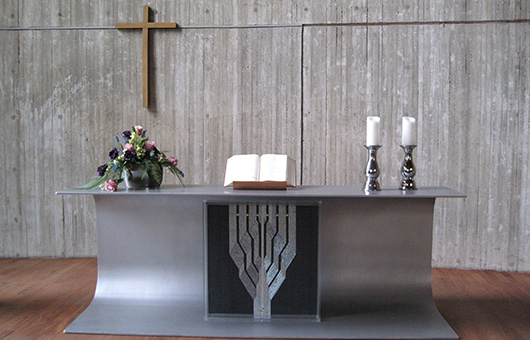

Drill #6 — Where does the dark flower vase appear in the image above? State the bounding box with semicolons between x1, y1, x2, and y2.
123;165;163;190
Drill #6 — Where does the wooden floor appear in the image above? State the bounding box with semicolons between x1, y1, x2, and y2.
0;259;529;340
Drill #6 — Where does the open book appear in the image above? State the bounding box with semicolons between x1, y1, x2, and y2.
224;154;296;190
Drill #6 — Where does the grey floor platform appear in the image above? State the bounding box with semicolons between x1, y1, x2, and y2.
57;185;464;339
67;300;456;339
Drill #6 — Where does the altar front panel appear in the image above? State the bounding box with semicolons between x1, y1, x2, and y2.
320;198;435;313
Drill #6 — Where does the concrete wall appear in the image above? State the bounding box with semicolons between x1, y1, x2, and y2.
0;1;529;271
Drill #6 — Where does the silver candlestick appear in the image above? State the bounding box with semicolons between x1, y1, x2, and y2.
399;145;417;190
364;145;381;191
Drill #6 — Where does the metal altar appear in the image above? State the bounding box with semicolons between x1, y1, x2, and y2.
56;185;464;339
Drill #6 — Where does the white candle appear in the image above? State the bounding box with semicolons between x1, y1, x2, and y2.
402;116;417;145
366;116;381;146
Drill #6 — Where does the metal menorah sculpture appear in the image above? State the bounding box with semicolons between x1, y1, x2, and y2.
228;204;296;319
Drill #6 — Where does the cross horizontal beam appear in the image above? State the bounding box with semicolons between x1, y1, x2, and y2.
115;22;176;29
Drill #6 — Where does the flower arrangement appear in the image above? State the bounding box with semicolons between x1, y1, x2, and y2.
78;125;184;191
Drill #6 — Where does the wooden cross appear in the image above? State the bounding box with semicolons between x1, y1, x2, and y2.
116;5;177;108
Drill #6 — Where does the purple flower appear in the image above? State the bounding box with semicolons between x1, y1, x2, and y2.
124;150;136;161
97;164;108;177
109;147;120;160
122;130;132;142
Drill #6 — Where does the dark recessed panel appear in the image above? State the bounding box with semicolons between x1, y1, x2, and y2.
206;203;319;318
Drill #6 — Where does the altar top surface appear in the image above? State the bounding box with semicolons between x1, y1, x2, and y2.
57;185;465;198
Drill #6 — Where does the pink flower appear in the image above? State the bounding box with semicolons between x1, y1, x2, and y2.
134;125;143;134
145;140;155;151
168;157;178;166
124;143;133;151
105;181;117;192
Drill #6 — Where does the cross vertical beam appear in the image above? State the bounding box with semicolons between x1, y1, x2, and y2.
142;5;149;109
116;5;177;108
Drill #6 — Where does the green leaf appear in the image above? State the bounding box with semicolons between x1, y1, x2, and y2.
146;161;163;184
141;167;148;179
74;176;105;190
165;165;185;186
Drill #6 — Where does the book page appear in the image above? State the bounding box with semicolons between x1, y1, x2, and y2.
223;154;260;186
258;154;288;182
